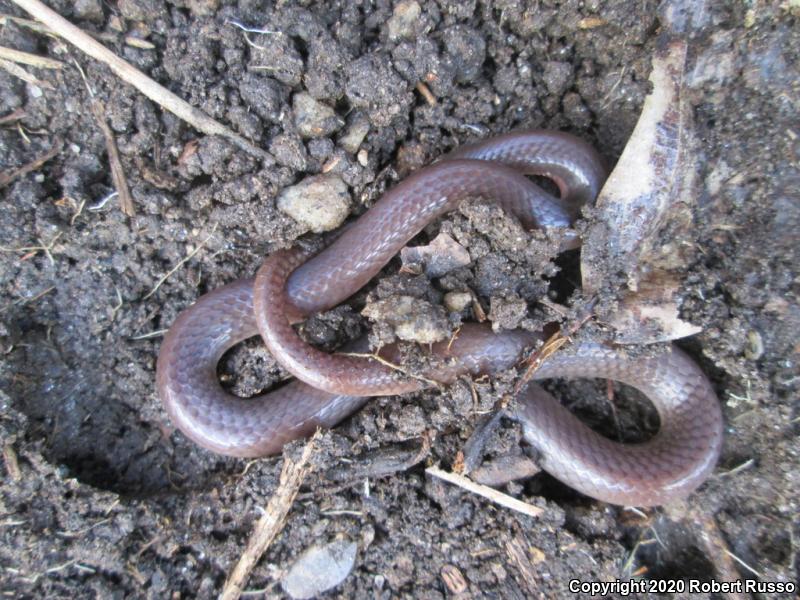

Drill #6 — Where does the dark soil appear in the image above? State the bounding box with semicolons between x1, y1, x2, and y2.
0;0;797;598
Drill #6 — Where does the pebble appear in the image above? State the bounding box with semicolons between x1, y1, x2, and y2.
362;295;450;343
443;291;472;312
281;539;358;599
339;112;371;153
387;0;421;41
277;174;351;233
73;0;104;22
293;92;344;139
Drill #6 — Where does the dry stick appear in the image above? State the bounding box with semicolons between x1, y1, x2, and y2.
221;433;320;600
0;108;26;125
0;13;51;35
0;45;63;69
90;99;134;216
426;465;544;519
340;351;442;388
415;81;437;106
8;0;270;162
0;57;54;89
505;535;544;599
689;509;751;600
0;140;60;187
2;443;21;481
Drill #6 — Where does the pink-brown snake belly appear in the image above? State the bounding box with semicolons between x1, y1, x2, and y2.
156;130;723;506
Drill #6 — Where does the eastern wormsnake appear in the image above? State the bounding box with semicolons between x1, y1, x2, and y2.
157;130;723;507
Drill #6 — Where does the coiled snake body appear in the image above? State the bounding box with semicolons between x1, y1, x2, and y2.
157;131;723;507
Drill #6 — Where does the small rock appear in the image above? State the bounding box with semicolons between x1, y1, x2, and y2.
293;92;344;139
443;291;472;313
374;574;386;591
387;0;421;41
362;295;450;344
186;0;219;16
745;329;764;360
339;112;370;153
73;0;104;23
277;174;351;233
281;539;358;600
400;233;471;278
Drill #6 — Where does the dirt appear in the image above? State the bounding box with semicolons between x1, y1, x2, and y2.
0;0;798;598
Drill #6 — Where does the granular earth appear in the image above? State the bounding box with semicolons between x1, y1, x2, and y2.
0;0;797;598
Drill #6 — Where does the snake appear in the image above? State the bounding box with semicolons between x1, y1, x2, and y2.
156;130;723;507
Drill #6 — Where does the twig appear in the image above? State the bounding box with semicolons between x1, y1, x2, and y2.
143;225;217;299
124;36;155;50
425;465;544;518
0;45;63;69
3;443;21;481
621;534;657;575
129;329;167;341
8;0;271;162
458;399;508;475
716;458;755;478
0;232;62;264
415;81;437;106
724;549;763;578
689;510;750;600
0;57;54;89
341;351;442;388
0;140;60;188
0;13;51;35
221;432;320;600
70;59;135;216
505;535;544;599
14;285;55;306
90;100;134;216
0;107;26;125
513;299;595;395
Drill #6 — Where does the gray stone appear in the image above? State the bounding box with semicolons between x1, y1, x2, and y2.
362;295;450;344
293;92;344;139
443;291;472;313
277;174;351;233
387;1;421;41
339;112;371;153
282;539;358;600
